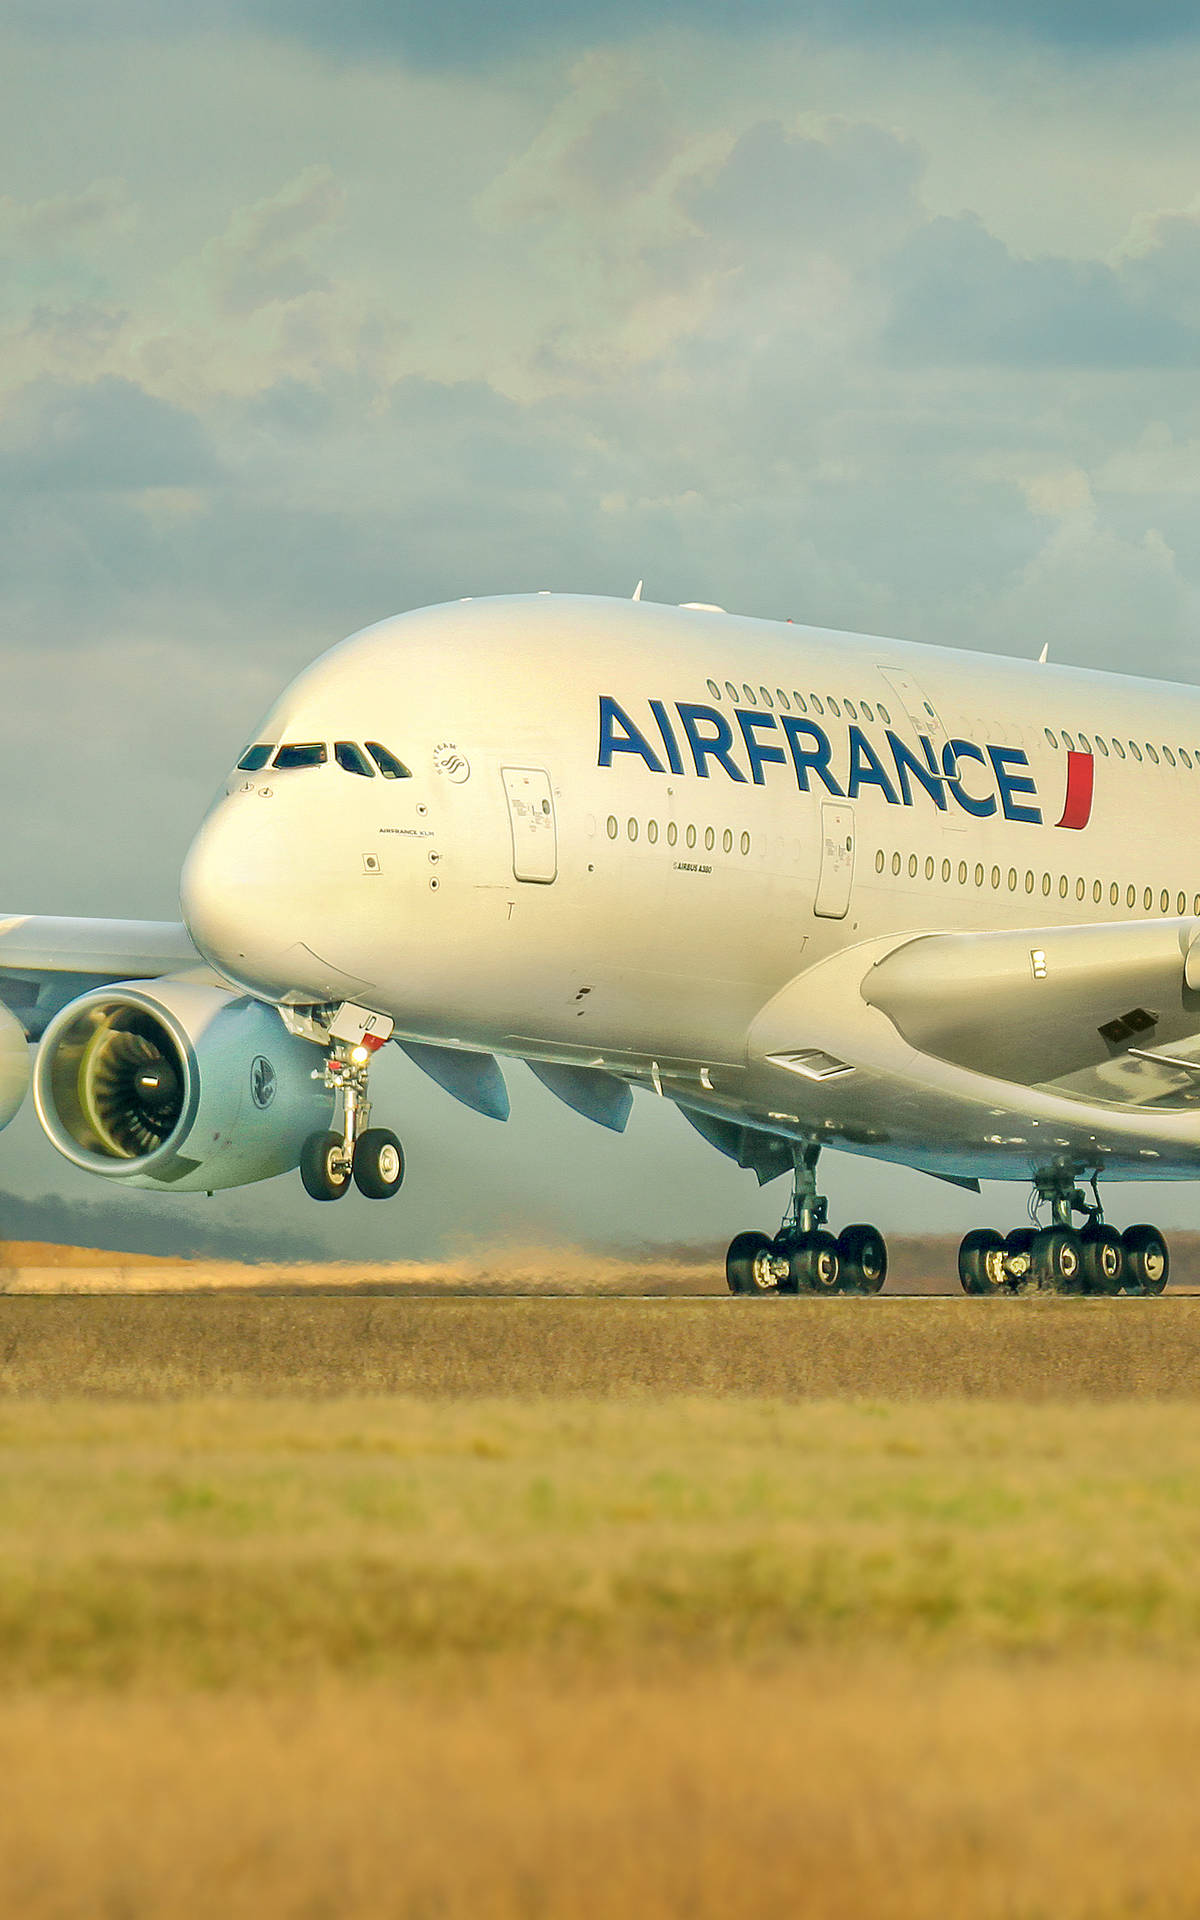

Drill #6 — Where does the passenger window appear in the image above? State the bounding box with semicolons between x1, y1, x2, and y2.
1110;882;1119;906
1062;733;1075;751
1113;740;1126;759
1147;744;1160;765
686;825;697;849
1161;888;1170;912
666;822;678;847
1127;885;1135;908
957;861;967;884
365;743;412;779
1095;737;1109;757
606;816;618;839
647;820;659;844
908;854;918;878
810;695;824;715
1076;879;1086;901
1025;870;1034;893
792;692;807;712
335;742;375;777
827;698;841;717
1144;886;1153;910
705;827;715;851
237;744;274;772
1093;880;1102;903
1181;750;1193;769
627;818;638;842
742;685;757;706
707;680;722;700
875;850;885;873
722;828;733;854
861;702;875;722
1164;747;1176;767
1130;742;1143;762
1078;734;1091;753
877;705;891;725
1044;729;1058;748
942;858;951;883
925;856;934;880
1179;891;1187;915
892;852;901;875
1059;875;1069;899
991;866;1000;889
1007;868;1017;891
974;863;983;887
1042;873;1052;896
273;743;327;769
776;689;790;711
725;682;738;702
740;832;751;856
759;687;773;709
845;700;858;720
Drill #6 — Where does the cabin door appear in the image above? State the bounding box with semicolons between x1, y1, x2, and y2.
814;802;855;920
502;767;558;883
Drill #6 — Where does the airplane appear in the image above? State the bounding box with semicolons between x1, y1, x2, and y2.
2;588;1199;1299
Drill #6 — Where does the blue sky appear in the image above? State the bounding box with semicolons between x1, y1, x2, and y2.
1;6;1199;1255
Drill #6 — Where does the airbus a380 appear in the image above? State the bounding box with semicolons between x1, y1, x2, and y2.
3;589;1200;1297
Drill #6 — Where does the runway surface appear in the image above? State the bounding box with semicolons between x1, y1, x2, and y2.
2;1293;1199;1399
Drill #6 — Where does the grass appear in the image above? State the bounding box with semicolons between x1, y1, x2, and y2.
3;1299;1200;1914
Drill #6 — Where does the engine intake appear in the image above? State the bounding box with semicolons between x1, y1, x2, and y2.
34;979;334;1192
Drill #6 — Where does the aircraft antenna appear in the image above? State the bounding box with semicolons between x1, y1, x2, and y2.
632;580;643;601
1037;642;1049;664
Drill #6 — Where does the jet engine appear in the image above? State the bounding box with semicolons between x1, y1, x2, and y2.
33;978;334;1192
0;1003;31;1132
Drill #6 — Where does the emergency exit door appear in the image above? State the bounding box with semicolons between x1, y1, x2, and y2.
502;767;558;883
814;803;854;919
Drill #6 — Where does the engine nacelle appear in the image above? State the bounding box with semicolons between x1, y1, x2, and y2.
33;979;334;1192
0;1003;31;1132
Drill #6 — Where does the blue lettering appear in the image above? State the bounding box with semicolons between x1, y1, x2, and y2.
781;717;844;796
943;739;996;818
987;745;1041;824
846;726;899;804
734;710;788;786
648;699;685;776
598;696;664;773
887;731;946;811
676;703;747;782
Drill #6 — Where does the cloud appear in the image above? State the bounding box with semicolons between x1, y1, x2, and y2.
0;376;219;493
235;0;1200;69
202;166;345;317
883;213;1200;367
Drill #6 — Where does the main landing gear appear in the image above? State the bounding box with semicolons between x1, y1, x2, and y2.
726;1147;888;1296
300;1032;405;1203
958;1171;1169;1296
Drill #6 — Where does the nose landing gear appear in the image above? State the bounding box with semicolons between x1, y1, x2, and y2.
725;1147;888;1296
299;1009;405;1203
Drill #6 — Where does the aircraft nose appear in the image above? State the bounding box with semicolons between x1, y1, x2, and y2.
180;797;291;995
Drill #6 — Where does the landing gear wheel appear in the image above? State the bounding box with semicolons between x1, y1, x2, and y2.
788;1230;841;1294
726;1231;777;1295
1031;1226;1083;1293
1080;1222;1124;1295
1122;1224;1169;1296
837;1224;887;1294
353;1128;405;1199
1003;1228;1036;1289
958;1227;1006;1295
300;1130;351;1202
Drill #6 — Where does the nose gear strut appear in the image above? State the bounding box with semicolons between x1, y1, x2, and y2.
296;1004;405;1202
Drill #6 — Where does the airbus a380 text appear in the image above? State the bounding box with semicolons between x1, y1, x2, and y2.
5;590;1200;1297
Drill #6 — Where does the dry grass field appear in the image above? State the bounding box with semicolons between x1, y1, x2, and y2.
2;1266;1200;1915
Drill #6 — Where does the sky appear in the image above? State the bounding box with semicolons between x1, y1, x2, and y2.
2;2;1200;1258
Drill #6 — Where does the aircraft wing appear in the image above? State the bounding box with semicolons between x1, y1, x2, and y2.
0;915;200;1040
861;917;1200;1108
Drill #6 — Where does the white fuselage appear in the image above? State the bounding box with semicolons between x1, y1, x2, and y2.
180;594;1200;1187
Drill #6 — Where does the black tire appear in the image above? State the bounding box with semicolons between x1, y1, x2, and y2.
1122;1224;1169;1296
353;1128;405;1199
1003;1227;1037;1289
300;1130;351;1202
789;1229;841;1293
1031;1226;1083;1292
1080;1222;1124;1295
958;1227;1006;1295
837;1223;887;1294
726;1231;777;1295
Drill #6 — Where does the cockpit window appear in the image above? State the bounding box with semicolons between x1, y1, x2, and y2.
364;742;412;779
335;741;375;777
273;742;328;769
236;744;274;772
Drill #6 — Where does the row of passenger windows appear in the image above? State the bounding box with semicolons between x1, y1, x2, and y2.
605;816;752;857
1043;728;1199;767
875;847;1199;916
237;741;412;778
704;679;893;725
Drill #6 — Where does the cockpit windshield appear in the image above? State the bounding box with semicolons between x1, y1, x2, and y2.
273;743;328;770
365;741;412;779
335;742;375;777
236;744;274;772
